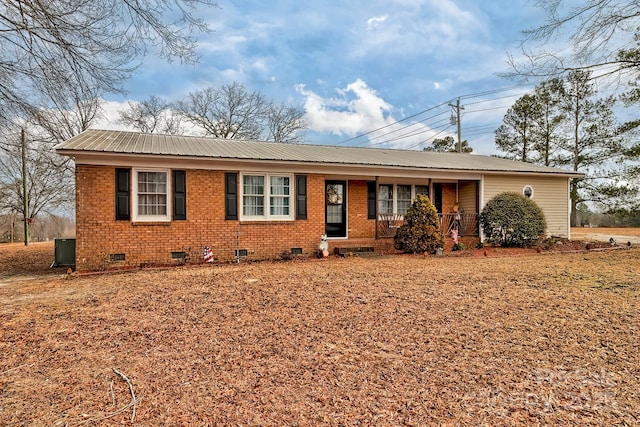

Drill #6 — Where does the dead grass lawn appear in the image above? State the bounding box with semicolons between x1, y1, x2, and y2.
0;244;638;426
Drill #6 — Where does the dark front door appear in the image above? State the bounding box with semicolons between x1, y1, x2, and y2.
325;180;346;238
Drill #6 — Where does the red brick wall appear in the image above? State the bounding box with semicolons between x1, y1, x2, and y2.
75;166;328;271
441;183;457;214
74;168;473;270
347;180;375;238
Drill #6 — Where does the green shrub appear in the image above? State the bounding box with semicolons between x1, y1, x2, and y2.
394;194;445;253
479;192;547;247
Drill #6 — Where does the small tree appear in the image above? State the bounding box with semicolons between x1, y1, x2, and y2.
479;193;547;247
394;195;444;254
424;136;473;153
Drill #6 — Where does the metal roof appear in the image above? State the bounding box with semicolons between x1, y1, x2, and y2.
55;129;581;175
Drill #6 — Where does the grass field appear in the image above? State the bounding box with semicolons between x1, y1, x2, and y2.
0;239;638;425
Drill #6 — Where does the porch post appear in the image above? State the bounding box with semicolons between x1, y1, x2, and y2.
374;176;379;240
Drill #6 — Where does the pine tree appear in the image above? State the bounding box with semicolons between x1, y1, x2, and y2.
495;94;542;163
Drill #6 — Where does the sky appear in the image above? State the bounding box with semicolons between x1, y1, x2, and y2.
97;0;554;155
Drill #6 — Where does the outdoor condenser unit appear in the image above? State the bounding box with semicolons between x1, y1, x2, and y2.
53;238;76;267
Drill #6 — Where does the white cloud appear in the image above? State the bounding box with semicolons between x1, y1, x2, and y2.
367;15;387;30
93;99;132;131
297;79;452;149
351;0;487;58
296;79;391;137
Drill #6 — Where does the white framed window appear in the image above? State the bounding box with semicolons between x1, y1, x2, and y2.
378;184;393;214
415;185;430;197
241;173;293;220
378;184;430;217
397;185;412;215
523;185;534;199
133;168;171;222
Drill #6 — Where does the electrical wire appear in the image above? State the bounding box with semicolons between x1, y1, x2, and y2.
335;100;452;145
336;85;534;149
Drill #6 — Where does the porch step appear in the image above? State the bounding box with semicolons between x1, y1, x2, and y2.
334;246;376;257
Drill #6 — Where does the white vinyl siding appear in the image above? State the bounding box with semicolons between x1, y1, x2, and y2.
458;181;478;214
482;175;570;238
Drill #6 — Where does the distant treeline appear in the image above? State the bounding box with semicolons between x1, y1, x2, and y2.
0;214;74;243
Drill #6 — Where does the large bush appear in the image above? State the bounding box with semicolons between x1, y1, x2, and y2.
394;195;444;253
479;192;547;247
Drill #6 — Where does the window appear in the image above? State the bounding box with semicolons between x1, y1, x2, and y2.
243;175;265;216
415;185;430;197
378;185;393;214
378;184;430;217
270;175;290;216
397;185;412;215
133;169;170;221
241;173;293;220
523;185;534;199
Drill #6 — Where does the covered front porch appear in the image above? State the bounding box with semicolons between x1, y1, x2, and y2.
374;180;480;241
326;179;481;254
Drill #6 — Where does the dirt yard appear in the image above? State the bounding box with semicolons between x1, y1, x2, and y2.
0;240;638;426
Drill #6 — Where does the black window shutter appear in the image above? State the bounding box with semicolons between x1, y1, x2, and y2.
115;168;130;220
295;175;307;220
225;172;238;220
367;181;376;219
173;170;186;220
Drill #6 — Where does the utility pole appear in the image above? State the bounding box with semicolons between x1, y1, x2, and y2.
21;128;29;246
448;98;464;152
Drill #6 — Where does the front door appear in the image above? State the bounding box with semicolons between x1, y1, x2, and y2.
325;180;347;238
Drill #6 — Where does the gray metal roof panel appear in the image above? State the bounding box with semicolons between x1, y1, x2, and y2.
55;129;580;175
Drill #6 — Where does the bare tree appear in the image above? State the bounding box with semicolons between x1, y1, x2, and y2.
505;0;639;81
176;82;268;139
0;128;75;221
118;96;184;134
265;103;307;143
176;82;307;141
0;0;217;119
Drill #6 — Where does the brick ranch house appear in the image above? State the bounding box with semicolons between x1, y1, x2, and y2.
56;129;581;271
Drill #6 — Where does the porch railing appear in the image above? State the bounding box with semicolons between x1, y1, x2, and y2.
439;213;479;237
377;214;404;238
376;213;479;238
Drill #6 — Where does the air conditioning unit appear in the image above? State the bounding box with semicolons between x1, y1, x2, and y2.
53;238;76;267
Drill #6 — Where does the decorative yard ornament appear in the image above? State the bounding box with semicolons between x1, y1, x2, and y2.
326;185;342;204
450;228;459;245
203;246;214;262
318;234;329;258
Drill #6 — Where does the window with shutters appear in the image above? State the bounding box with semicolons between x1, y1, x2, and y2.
132;168;171;222
240;173;294;220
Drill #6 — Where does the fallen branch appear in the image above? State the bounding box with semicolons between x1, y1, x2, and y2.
109;379;115;407
1;363;34;375
72;369;139;426
112;368;138;423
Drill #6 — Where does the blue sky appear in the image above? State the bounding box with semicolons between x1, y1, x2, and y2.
99;0;552;155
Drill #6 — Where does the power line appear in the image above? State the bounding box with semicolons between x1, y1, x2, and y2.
463;92;526;106
350;110;450;146
366;119;452;148
336;100;451;145
337;85;530;149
